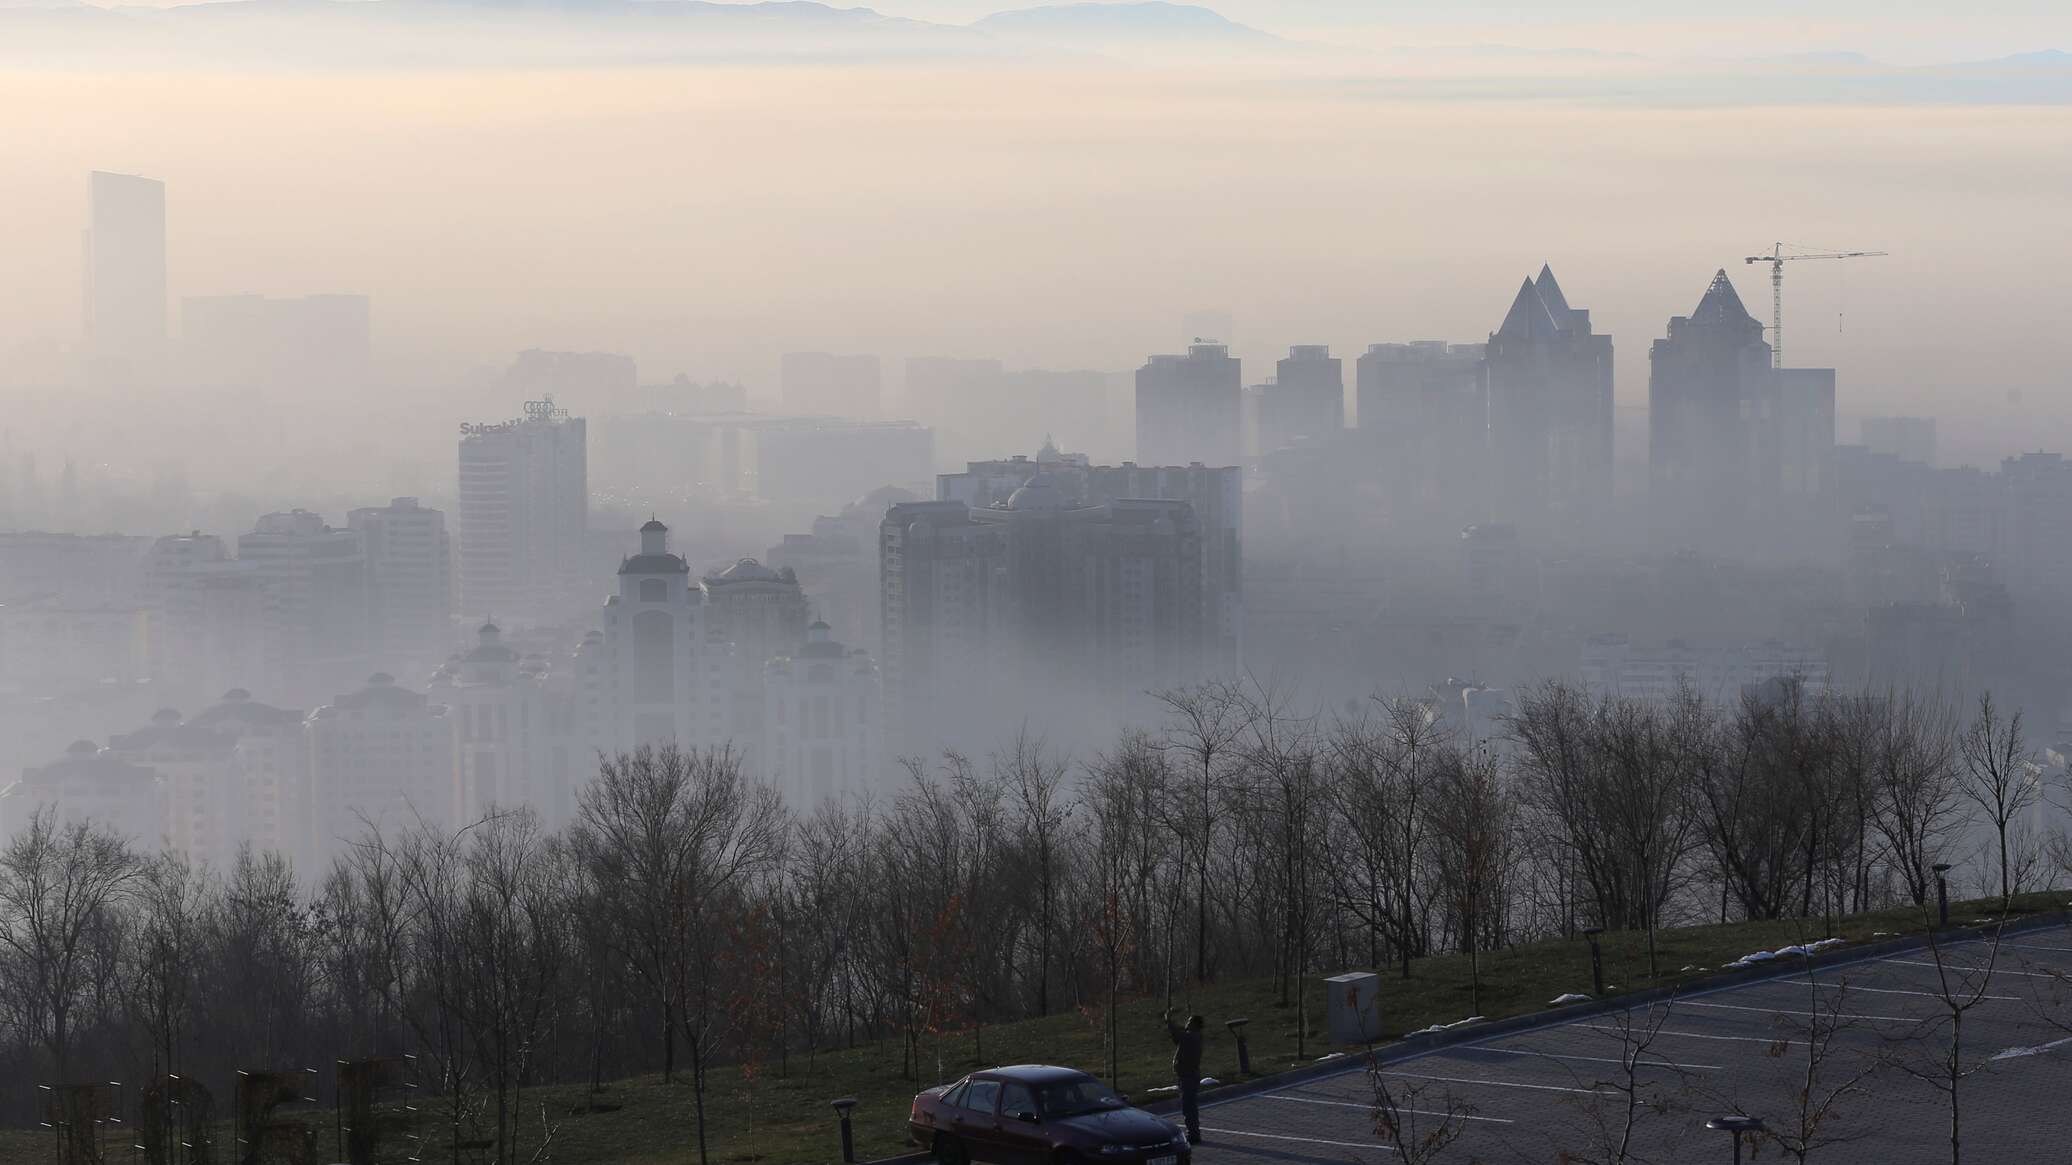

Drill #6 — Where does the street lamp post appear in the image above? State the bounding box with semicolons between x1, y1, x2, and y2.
1705;1115;1765;1165
831;1098;859;1163
1583;926;1606;997
1933;863;1953;928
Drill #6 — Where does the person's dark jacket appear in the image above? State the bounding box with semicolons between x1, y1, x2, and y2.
1166;1016;1203;1078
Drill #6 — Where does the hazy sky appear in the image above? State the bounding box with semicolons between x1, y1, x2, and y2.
3;20;2070;481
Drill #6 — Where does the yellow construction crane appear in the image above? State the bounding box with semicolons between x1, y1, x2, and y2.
1743;243;1887;369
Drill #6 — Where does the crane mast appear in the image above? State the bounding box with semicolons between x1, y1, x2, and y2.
1742;243;1888;369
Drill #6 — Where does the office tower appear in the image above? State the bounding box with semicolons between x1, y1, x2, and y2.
84;170;167;377
761;621;883;804
1135;343;1241;467
1258;346;1344;454
781;351;882;418
1859;416;1936;466
307;673;453;862
1649;270;1836;547
237;510;371;701
181;293;372;387
431;621;584;826
880;485;1206;753
2001;452;2072;608
457;398;588;628
1483;265;1614;529
1352;341;1489;530
597;519;725;749
939;452;1242;673
348;497;454;672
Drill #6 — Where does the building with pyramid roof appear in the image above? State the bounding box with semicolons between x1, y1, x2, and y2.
1649;270;1836;553
1483;264;1616;533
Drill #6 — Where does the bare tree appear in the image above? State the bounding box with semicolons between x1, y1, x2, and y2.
1428;744;1512;1015
1553;999;1691;1165
1155;680;1250;985
1755;964;1877;1162
1956;692;2035;901
0;808;142;1082
1366;1065;1472;1164
1001;731;1073;1018
124;852;210;1077
1866;692;1966;907
1886;908;2010;1165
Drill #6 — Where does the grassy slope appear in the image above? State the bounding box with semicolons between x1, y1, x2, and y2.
3;892;2061;1165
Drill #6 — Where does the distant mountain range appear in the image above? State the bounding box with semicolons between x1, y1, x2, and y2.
0;0;2065;95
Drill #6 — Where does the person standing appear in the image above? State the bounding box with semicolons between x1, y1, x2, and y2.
1163;1007;1205;1144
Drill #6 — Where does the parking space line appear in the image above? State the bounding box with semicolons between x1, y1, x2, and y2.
1463;1046;1723;1071
1681;1000;1913;1022
1199;1127;1400;1152
1578;1024;1802;1047
1262;1093;1516;1123
1784;983;2017;1001
1378;1070;1610;1095
1886;959;2062;980
2001;942;2072;955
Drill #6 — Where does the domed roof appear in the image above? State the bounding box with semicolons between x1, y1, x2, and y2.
67;739;98;756
844;484;921;517
640;517;668;533
152;707;182;724
222;688;252;703
1005;474;1066;512
479;619;500;635
367;672;396;686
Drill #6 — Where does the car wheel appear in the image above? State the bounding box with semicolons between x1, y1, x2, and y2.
1052;1151;1082;1165
934;1133;969;1165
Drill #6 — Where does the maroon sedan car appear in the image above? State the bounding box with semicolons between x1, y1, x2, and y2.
909;1065;1190;1165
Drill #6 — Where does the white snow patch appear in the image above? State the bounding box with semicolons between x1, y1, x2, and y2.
1314;1052;1347;1062
1993;1035;2072;1062
1549;993;1592;1006
1725;938;1845;969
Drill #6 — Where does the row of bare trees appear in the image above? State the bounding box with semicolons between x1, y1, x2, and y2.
0;679;2054;1162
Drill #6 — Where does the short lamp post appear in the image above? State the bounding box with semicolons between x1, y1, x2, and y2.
1225;1018;1253;1077
1705;1115;1765;1165
831;1098;858;1164
1932;863;1953;928
1583;926;1606;997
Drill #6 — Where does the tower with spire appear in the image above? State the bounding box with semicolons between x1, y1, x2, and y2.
1482;264;1615;533
1648;269;1835;552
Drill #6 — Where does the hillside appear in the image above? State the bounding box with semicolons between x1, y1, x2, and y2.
2;891;2057;1165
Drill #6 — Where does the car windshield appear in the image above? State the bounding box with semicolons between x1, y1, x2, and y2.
1035;1078;1126;1117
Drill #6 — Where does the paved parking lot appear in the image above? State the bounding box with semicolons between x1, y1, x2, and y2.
1192;933;2072;1163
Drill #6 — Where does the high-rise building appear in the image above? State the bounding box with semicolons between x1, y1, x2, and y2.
938;450;1243;673
237;510;371;701
1;740;163;850
762;621;883;804
348;497;453;672
85;170;167;378
1136;343;1241;467
1352;341;1489;534
1483;265;1614;529
431;621;584;826
781;351;882;418
1258;345;1344;455
596;520;725;749
307;672;452;862
880;483;1206;753
2001;452;2072;609
457;398;588;628
1649;270;1836;548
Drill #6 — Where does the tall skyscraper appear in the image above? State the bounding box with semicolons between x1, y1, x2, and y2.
1483;265;1614;529
348;497;453;672
457;398;588;628
1649;270;1835;548
1136;342;1241;467
85;170;167;377
880;483;1207;753
1258;345;1344;455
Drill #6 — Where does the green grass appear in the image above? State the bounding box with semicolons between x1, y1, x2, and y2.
5;892;2063;1165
